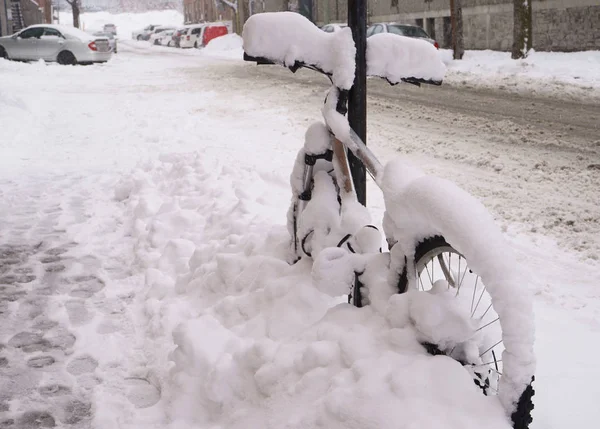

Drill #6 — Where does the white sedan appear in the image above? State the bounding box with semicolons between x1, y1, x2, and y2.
0;24;112;65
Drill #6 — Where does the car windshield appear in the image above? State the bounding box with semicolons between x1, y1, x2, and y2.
387;25;430;39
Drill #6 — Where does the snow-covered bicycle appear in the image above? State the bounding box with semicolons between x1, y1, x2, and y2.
242;12;535;429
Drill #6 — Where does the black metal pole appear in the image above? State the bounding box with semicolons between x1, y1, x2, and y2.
348;0;367;206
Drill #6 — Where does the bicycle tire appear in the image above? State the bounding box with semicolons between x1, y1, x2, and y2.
399;234;534;429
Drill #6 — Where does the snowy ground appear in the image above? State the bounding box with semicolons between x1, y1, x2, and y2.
439;49;600;100
70;9;600;100
1;11;600;429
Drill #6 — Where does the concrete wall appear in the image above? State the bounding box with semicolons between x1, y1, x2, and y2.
366;0;600;52
0;0;10;36
186;0;598;51
534;4;600;51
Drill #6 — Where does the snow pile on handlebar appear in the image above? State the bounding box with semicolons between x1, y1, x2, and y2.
242;12;356;90
367;33;446;84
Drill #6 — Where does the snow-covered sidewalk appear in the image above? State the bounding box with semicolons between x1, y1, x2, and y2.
1;26;599;429
440;49;600;100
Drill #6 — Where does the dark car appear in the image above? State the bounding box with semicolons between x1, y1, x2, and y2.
367;23;439;49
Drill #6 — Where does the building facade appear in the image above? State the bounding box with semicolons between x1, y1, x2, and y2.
80;0;182;13
183;0;234;24
183;1;299;32
0;0;9;36
1;0;46;35
200;0;597;52
314;0;599;52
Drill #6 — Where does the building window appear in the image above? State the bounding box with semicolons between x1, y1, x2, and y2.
426;17;435;40
415;18;424;28
443;16;452;48
391;0;399;7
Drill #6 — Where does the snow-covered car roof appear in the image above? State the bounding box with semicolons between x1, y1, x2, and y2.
26;24;99;42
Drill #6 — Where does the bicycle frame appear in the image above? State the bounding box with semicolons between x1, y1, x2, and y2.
242;12;535;429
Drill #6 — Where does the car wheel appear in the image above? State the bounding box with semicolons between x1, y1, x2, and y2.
194;41;198;48
137;35;142;41
154;39;159;45
0;46;8;60
57;50;77;65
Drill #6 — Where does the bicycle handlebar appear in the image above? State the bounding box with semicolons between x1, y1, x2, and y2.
242;53;443;88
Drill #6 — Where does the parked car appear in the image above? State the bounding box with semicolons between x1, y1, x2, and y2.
179;24;205;48
202;24;228;47
0;24;112;65
132;24;159;41
367;23;439;49
180;23;229;49
160;30;175;47
149;26;176;45
172;26;191;48
321;23;347;33
103;23;117;35
93;31;117;53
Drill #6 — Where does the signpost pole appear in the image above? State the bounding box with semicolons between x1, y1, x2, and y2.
348;0;367;308
347;0;367;206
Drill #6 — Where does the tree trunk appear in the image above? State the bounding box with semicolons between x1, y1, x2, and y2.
450;0;464;60
67;1;81;28
512;0;532;59
73;5;80;29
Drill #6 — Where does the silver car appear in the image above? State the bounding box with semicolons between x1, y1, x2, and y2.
93;31;117;54
0;24;112;65
367;23;440;49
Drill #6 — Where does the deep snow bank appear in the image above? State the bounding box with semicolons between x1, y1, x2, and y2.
441;49;600;99
59;10;183;38
116;151;512;429
204;34;243;60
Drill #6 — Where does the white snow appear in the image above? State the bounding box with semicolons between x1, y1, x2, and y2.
59;9;184;38
1;9;599;429
381;158;535;412
441;49;600;99
203;34;243;60
242;12;356;89
367;33;447;83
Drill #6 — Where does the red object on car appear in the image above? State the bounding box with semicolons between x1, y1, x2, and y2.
202;25;228;46
88;41;98;51
434;41;440;49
